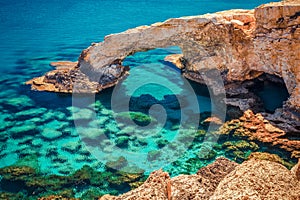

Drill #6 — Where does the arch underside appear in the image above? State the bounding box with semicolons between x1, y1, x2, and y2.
26;2;300;114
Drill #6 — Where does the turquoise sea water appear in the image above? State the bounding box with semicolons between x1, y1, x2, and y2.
1;0;293;198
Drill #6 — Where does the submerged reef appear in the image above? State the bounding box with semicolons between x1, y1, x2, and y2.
0;156;146;199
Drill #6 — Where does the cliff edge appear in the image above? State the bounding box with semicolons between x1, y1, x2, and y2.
27;0;300;112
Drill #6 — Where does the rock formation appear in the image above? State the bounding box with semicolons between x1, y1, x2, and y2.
97;157;300;200
211;159;300;200
26;61;128;93
99;157;238;200
291;158;300;180
218;109;300;158
27;0;300;112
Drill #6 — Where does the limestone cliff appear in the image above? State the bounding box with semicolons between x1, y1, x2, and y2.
27;0;300;112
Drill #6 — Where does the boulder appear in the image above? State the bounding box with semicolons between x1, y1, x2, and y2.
211;159;300;200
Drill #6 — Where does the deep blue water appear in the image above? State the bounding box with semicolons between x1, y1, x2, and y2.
1;0;290;198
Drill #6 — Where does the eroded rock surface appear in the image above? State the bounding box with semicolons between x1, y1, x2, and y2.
211;159;300;200
97;157;300;200
27;1;300;112
218;109;300;158
26;61;128;93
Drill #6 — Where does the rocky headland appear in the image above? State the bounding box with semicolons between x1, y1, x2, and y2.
27;0;300;127
23;0;300;199
27;0;300;110
26;0;300;159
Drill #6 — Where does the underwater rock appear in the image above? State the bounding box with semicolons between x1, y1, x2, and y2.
45;120;69;131
218;109;300;158
147;150;162;161
135;137;148;146
0;165;37;181
105;122;120;134
15;108;47;118
75;155;94;163
31;138;43;148
115;136;129;148
79;127;106;141
72;108;94;121
41;128;63;140
51;155;68;164
61;141;82;154
0;192;25;200
45;145;59;157
80;188;106;200
156;139;169;148
107;166;146;191
129;94;159;112
198;145;217;160
106;156;128;172
211;159;300;200
9;123;38;139
114;111;154;126
222;140;259;153
5;95;34;108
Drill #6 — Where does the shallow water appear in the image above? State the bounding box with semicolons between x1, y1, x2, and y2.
1;0;293;198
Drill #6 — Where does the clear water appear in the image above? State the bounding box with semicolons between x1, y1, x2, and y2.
1;0;291;198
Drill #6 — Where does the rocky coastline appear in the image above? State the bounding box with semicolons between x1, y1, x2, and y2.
35;156;299;200
26;0;300;111
99;157;300;200
21;0;300;199
26;0;300;128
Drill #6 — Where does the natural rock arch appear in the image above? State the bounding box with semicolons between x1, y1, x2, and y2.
27;1;300;112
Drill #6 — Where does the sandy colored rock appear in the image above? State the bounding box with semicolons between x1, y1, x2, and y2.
99;157;238;200
27;0;300;113
202;116;223;125
98;157;300;199
99;169;170;200
291;159;300;180
218;109;300;158
171;157;238;200
49;61;78;70
26;61;128;93
164;54;185;69
211;159;300;200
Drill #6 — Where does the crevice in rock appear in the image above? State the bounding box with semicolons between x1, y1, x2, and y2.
247;73;290;113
